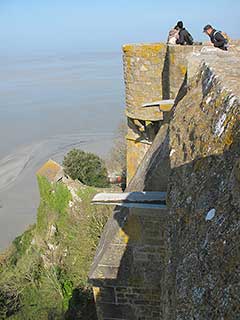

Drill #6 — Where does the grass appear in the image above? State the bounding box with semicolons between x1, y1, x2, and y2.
37;176;72;215
0;177;112;319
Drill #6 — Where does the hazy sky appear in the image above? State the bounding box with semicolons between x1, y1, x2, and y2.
0;0;240;54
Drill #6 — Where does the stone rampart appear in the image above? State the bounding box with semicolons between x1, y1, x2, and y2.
90;45;240;319
166;51;240;318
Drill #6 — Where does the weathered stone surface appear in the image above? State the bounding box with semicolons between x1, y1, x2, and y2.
89;206;170;319
168;45;202;98
124;43;203;183
90;44;240;319
126;138;151;183
123;43;168;182
166;52;240;319
36;159;64;182
123;43;167;112
127;123;170;192
126;107;164;121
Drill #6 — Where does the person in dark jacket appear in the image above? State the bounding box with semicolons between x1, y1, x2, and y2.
175;21;193;45
203;24;228;51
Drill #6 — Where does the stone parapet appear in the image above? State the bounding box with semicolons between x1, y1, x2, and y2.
123;43;167;114
167;45;202;98
123;43;202;112
166;51;240;319
90;45;240;319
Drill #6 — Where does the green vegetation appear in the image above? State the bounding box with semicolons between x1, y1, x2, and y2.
38;176;72;215
63;149;109;187
0;177;112;319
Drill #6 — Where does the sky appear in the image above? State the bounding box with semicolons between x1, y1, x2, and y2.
0;0;240;55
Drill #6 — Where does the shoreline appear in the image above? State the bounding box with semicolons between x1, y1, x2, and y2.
0;131;114;251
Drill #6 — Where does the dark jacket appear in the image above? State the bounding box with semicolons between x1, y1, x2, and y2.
209;29;227;50
176;28;193;45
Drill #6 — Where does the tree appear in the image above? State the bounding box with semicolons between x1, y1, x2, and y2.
63;149;109;188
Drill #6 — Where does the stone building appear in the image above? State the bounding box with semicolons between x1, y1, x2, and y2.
89;43;240;319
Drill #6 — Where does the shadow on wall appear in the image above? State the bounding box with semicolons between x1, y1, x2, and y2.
162;45;170;100
165;139;240;319
161;46;188;102
89;204;170;319
90;139;240;319
126;70;188;193
64;287;98;320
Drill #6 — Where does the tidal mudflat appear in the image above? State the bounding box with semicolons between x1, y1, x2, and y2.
0;52;123;249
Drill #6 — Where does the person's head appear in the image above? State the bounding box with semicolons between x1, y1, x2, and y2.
176;21;183;29
203;24;213;35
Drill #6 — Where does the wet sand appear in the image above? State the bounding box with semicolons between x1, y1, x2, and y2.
0;52;124;250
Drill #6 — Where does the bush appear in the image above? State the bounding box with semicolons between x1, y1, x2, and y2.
63;149;109;187
0;284;21;318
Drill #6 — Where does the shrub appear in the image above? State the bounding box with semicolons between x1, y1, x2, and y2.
0;284;21;318
63;149;109;187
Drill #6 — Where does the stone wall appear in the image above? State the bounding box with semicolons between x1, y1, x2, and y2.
168;45;201;98
90;46;240;319
127;123;170;192
123;43;167;183
89;206;171;320
123;43;167;112
123;43;202;183
123;43;202;106
167;51;240;318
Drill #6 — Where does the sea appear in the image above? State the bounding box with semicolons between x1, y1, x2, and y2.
0;52;124;250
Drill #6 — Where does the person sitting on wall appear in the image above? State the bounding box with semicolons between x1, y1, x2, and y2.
175;21;193;45
203;24;229;51
167;26;180;45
